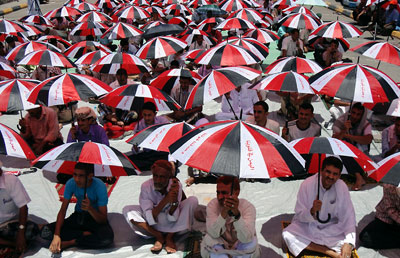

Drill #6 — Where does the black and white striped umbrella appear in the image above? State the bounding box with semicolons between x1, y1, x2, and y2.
75;50;108;65
215;17;256;31
0;19;28;33
228;8;264;23
310;21;362;39
101;22;143;40
114;5;150;20
44;6;82;19
251;71;314;94
136;36;187;59
369;153;400;187
226;37;269;60
265;56;322;74
92;52;150;74
19;15;54;27
70;21;109;36
17;49;76;68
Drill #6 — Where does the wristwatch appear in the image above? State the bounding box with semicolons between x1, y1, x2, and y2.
18;224;25;230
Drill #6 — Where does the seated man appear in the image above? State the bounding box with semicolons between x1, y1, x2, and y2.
381;0;399;36
201;176;260;257
353;0;372;26
0;161;38;255
322;40;342;67
245;101;280;134
18;106;64;155
282;103;321;142
359;183;400;249
129;102;170;171
381;117;400;158
109;68;136;90
123;160;198;254
216;84;259;121
281;29;304;58
333;102;372;190
282;157;356;258
42;163;114;253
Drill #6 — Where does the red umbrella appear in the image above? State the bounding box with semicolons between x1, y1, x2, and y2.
0;79;39;112
350;41;400;67
215;17;256;31
228;8;264;23
70;21;109;36
44;6;82;19
265;56;322;74
186;0;211;8
0;19;29;33
184;49;206;61
136;36;188;59
95;0;119;9
113;5;150;20
219;0;250;12
227;37;269;60
0;63;17;79
37;35;72;48
369;153;400;186
17;49;76;68
164;3;192;16
282;5;320;20
73;2;98;12
92;52;150;75
251;71;314;94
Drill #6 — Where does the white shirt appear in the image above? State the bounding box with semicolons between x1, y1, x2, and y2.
221;84;259;116
281;36;303;57
286;121;321;142
0;173;31;224
245;116;280;135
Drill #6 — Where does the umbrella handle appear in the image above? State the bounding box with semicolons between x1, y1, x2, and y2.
225;95;238;120
316;211;331;223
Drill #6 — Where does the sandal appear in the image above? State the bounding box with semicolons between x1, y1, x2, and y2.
150;241;163;254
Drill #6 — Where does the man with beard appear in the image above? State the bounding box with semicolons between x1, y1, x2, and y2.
201;176;260;257
123;160;198;254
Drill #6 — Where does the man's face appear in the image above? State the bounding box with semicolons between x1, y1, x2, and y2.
73;168;92;188
216;183;239;207
116;74;127;85
180;78;191;92
27;107;42;119
142;109;156;125
77;117;91;133
196;35;203;44
298;108;313;126
253;105;267;123
291;31;299;41
152;167;170;191
350;108;363;125
321;164;341;189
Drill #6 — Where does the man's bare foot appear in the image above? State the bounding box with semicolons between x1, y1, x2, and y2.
185;177;195;186
150;240;163;254
352;173;366;191
165;234;176;254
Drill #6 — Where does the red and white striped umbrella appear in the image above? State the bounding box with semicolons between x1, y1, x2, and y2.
37;35;72;48
184;49;205;61
272;0;295;9
169;120;305;178
186;0;211;8
179;29;216;46
309;63;400;103
64;41;111;58
136;36;187;59
0;19;28;33
369;153;400;187
350;41;400;66
242;0;261;8
145;6;165;17
243;28;280;43
18;23;43;37
215;17;256;31
140;20;165;30
160;0;181;6
228;8;264;23
168;16;189;28
226;37;269;60
185;66;261;109
127;122;194;152
310;21;362;39
17;50;75;68
0;79;39;112
19;15;54;27
95;0;119;9
0;123;36;163
32;142;139;177
0;33;28;44
265;56;322;74
101;22;143;39
63;0;84;7
6;41;61;63
99;83;181;111
131;0;150;6
282;5;320;20
149;68;202;94
219;0;249;12
251;71;313;94
44;6;82;19
75;50;108;65
278;13;321;30
77;11;112;22
73;2;99;11
114;5;150;20
92;52;150;74
27;73;112;106
70;21;109;36
195;43;261;66
0;63;17;79
164;3;192;16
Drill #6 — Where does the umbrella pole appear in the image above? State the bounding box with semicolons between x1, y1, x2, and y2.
225;95;238;120
227;176;235;217
357;56;360;64
376;60;381;69
19;110;23;120
316;153;331;223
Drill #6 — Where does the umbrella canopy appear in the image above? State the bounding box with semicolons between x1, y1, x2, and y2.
226;37;269;60
242;28;280;43
349;41;400;66
142;24;184;40
27;73;112;106
70;21;109;36
19;15;54;27
169;120;305;178
127;122;194;152
0;123;36;167
282;5;320;20
6;41;62;63
32;141;139;177
114;5;150;20
295;0;327;6
308;35;350;52
278;13;321;30
17;49;76;68
0;19;29;33
149;68;202;94
164;3;192;16
309;63;400;104
251;71;314;94
0;79;40;112
185;66;261;109
265;56;322;74
215;17;256;31
38;35;72;48
73;2;98;11
272;0;295;9
369;152;400;186
187;0;211;8
179;29;217;46
92;52;150;74
310;21;362;39
184;49;206;61
195;43;261;66
0;63;17;79
64;41;111;58
101;22;143;40
228;8;264;23
197;4;227;16
219;0;250;12
136;36;187;59
75;50;108;65
77;11;112;22
99;83;181;111
95;0;119;9
44;6;82;19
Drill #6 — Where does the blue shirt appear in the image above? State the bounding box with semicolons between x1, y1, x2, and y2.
67;124;109;146
64;177;108;212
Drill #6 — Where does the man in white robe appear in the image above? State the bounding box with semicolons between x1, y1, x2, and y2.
123;160;198;254
282;157;355;258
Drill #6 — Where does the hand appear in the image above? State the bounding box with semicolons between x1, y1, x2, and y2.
344;120;352;131
81;197;91;212
49;235;61;253
117;121;124;126
15;230;26;253
340;243;353;258
310;199;322;217
19;118;27;128
185;177;195;186
70;125;77;140
173;110;185;120
223;195;240;216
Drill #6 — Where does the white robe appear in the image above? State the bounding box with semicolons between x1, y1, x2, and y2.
282;174;356;256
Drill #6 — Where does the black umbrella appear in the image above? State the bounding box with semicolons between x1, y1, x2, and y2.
142;24;184;40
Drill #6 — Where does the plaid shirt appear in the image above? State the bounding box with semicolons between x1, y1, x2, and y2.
375;184;400;225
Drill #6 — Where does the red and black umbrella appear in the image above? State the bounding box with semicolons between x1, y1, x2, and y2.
350;41;400;67
99;83;181;111
243;28;280;43
179;29;216;46
226;37;269;60
6;41;62;63
73;2;98;12
282;5;320;20
219;0;250;12
0;63;17;79
92;52;150;74
369;153;400;187
184;49;206;62
77;10;112;22
95;0;119;9
215;17;256;31
228;8;264;23
113;5;150;20
164;3;192;16
70;21;109;36
186;0;211;8
19;15;54;27
136;36;188;59
37;35;72;48
310;21;362;39
0;19;29;33
278;13;321;30
265;56;322;74
0;79;40;112
44;6;82;19
101;22;143;40
185;66;261;109
272;0;295;9
74;50;108;65
127;122;194;152
251;71;314;94
17;49;76;68
64;40;111;58
27;73;112;107
149;68;202;94
169;120;305;178
309;63;400;104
